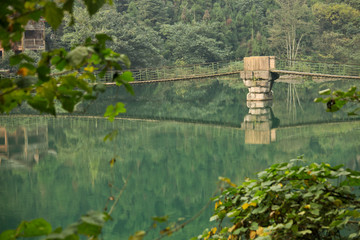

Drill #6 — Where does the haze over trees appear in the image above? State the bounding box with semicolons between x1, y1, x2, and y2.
43;0;360;68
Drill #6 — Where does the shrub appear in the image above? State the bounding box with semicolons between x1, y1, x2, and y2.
195;159;360;240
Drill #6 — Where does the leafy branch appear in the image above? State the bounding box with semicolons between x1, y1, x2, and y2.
195;159;360;240
0;33;134;117
314;86;360;115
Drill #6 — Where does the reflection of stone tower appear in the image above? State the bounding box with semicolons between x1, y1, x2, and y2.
0;19;45;58
0;125;48;167
243;101;277;145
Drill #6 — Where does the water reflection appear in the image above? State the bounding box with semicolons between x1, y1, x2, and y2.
243;100;279;144
0;124;49;168
1;116;359;239
347;155;360;172
286;83;304;120
1;78;360;239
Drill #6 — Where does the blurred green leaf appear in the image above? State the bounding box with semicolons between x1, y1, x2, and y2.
104;102;126;122
9;55;23;66
103;130;118;142
22;218;52;237
83;0;106;16
44;2;64;29
58;96;77;112
95;34;112;45
0;78;14;89
76;222;102;237
120;71;133;82
0;230;16;240
128;231;146;240
37;66;51;82
14;77;35;88
119;54;131;68
28;96;55;115
152;216;169;223
66;46;89;67
319;89;331;95
80;211;110;227
50;56;62;65
93;83;106;93
63;0;75;13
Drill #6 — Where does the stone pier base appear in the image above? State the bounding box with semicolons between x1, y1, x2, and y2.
241;56;278;101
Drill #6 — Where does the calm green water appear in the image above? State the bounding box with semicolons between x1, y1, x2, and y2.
0;78;360;239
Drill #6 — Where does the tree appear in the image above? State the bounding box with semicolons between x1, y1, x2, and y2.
312;2;360;63
161;22;231;64
0;0;134;119
59;5;164;68
268;0;315;61
129;0;169;30
231;0;274;58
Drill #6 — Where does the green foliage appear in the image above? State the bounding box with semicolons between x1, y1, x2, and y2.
312;2;360;32
268;0;315;60
0;211;111;240
3;0;359;71
0;0;133;118
59;5;164;68
0;33;133;115
160;22;231;63
196;160;360;240
104;102;126;122
0;0;109;51
315;86;360;115
311;1;360;63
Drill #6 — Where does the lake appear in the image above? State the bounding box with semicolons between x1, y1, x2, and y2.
0;77;359;239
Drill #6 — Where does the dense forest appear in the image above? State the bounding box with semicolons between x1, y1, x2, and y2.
40;0;359;68
1;0;359;69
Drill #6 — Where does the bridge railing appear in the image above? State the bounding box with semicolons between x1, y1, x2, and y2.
98;60;244;82
0;60;244;83
276;58;360;77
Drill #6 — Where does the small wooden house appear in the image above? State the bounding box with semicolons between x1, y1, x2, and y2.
0;19;45;58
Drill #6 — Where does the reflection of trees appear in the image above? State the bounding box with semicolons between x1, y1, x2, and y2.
348;155;360;172
1;117;360;238
286;83;304;120
0;123;48;168
85;79;360;129
86;79;249;125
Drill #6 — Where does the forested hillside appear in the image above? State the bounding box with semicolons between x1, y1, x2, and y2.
6;0;360;69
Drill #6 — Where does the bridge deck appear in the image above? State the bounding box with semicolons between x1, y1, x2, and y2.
103;71;242;85
1;58;359;83
102;68;360;85
272;70;360;80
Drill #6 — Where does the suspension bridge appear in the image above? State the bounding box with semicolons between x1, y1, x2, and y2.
0;56;359;83
100;57;360;85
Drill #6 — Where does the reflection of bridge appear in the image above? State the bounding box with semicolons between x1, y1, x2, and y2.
101;56;360;84
114;115;359;145
21;113;357;145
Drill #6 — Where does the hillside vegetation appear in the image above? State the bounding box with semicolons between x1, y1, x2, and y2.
45;0;360;68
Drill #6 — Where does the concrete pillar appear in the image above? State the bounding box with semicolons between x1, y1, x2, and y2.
240;56;278;101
